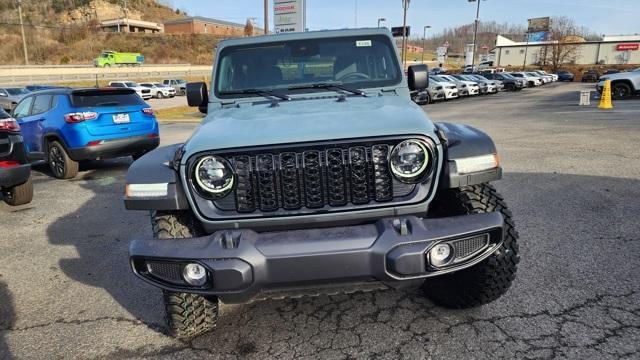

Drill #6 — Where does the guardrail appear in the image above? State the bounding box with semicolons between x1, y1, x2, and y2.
0;66;211;85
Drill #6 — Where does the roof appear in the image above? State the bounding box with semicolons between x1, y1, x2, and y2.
100;18;162;30
163;16;246;28
495;34;640;48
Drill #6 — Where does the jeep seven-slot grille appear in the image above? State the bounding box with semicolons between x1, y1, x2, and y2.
221;142;412;214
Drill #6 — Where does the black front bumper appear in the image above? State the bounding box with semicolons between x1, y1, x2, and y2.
68;136;159;161
0;163;31;188
130;212;504;303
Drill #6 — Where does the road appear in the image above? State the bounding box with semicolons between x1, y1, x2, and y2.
1;83;639;359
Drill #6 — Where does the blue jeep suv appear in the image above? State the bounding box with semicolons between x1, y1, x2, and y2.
12;88;159;179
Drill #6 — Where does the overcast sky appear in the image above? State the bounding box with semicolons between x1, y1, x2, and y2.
169;0;639;36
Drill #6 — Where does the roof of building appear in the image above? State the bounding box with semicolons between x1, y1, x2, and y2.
163;16;245;28
100;18;162;30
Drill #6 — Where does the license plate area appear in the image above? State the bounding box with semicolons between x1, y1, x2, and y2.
113;113;130;124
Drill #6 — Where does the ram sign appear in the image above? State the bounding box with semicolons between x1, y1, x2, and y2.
274;0;306;34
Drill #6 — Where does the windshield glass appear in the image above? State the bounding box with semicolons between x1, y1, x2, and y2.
215;35;401;97
125;82;139;87
5;88;28;96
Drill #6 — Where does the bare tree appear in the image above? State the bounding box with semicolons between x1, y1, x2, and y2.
244;18;254;37
544;16;582;71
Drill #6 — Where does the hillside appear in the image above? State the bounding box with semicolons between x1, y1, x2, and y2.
0;0;216;65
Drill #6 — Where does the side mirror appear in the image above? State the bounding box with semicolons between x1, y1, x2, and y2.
186;82;208;114
408;64;429;91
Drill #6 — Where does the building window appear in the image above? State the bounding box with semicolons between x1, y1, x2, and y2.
505;50;510;55
519;49;525;54
204;24;208;33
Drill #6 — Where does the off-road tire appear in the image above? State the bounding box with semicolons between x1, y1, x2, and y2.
423;184;519;308
152;210;219;338
48;141;79;179
3;176;33;206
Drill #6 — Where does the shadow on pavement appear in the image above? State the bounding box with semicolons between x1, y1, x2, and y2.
0;280;15;360
44;170;640;356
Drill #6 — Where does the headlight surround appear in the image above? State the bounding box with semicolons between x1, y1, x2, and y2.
192;155;234;197
390;139;431;183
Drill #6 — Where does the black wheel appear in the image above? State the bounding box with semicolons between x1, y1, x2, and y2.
131;152;146;161
423;184;520;308
156;92;164;99
506;83;515;92
612;83;632;100
48;141;79;179
152;211;219;338
3;176;33;206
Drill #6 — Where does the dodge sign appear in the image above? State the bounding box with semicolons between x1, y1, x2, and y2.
274;0;306;34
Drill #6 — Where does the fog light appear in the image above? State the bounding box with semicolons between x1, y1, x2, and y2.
183;263;207;286
429;243;454;267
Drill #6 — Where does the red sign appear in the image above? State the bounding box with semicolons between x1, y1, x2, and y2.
617;43;639;51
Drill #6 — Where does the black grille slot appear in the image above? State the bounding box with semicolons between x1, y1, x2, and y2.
349;146;370;205
279;152;302;210
233;155;255;213
256;154;278;211
372;145;393;202
303;150;324;208
326;148;347;206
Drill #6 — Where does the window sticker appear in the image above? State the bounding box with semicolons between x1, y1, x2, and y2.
356;40;372;47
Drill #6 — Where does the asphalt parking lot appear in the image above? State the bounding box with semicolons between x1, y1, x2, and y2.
1;82;639;359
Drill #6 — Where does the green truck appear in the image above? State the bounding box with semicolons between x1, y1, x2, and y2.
94;51;144;68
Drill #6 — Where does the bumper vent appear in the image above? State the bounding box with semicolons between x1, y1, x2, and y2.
452;234;489;261
146;261;184;285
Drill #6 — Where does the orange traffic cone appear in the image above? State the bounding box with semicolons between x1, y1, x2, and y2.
599;79;613;110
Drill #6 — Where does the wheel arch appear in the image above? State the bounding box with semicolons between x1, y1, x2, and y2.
610;79;635;91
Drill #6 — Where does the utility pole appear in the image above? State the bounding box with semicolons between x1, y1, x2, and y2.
469;0;483;71
401;0;410;67
17;0;28;65
122;0;129;32
264;0;268;34
377;18;386;28
422;25;431;63
522;33;530;70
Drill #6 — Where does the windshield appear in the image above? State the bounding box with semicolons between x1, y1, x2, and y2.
215;35;401;97
501;73;515;80
101;53;110;58
5;88;28;96
125;82;139;87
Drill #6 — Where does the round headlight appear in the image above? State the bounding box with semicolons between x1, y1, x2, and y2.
390;140;430;182
194;156;234;194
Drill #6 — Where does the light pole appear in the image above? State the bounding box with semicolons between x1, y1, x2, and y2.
422;25;431;63
377;18;386;28
401;0;410;67
264;0;269;34
17;0;28;65
468;0;484;70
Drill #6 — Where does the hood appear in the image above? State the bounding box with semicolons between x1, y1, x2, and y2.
600;71;637;82
184;94;438;156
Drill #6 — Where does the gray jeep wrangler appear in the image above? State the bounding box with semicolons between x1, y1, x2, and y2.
124;28;519;338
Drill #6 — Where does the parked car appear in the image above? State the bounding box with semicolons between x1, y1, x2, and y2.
581;70;600;82
429;76;459;100
597;68;640;99
603;69;620;76
509;72;541;87
11;88;160;179
0;108;33;206
532;70;557;82
556;70;575;82
162;79;187;96
469;74;504;92
458;74;496;94
526;72;550;84
108;81;153;100
427;80;446;102
440;75;480;95
0;87;29;112
429;67;448;75
124;28;519;339
140;83;176;99
482;72;524;91
432;75;469;96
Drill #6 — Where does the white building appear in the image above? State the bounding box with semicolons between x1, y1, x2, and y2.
492;34;640;67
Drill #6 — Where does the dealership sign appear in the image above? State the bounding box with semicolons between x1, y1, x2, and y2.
274;0;306;34
617;43;639;51
528;17;550;33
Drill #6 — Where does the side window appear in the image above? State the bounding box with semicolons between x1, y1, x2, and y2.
31;95;53;115
111;83;123;88
0;89;7;96
13;97;33;119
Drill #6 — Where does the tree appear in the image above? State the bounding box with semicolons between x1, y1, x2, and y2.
244;18;254;37
543;16;582;71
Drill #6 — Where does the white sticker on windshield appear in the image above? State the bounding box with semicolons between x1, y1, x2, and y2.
356;40;372;47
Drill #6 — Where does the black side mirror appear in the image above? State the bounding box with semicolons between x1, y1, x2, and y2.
186;82;209;114
408;64;429;91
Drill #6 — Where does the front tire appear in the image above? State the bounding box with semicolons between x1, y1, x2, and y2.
156;91;164;99
48;141;79;179
612;83;632;100
152;211;219;338
3;176;33;206
423;184;519;308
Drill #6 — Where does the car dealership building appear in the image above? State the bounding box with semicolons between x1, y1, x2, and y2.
492;34;640;67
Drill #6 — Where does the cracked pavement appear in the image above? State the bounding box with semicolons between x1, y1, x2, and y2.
1;83;639;359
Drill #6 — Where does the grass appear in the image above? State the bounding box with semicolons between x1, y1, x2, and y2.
154;106;204;122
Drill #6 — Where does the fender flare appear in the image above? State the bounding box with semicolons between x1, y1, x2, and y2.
124;143;190;211
436;122;502;189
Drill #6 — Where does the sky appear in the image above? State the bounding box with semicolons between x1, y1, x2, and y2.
168;0;639;37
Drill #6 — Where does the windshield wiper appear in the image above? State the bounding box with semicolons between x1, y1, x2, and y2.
221;89;291;101
288;82;366;96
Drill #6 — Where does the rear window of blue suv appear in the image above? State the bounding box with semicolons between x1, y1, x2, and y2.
71;89;145;107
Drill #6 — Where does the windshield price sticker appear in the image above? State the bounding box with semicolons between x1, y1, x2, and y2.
356;40;372;47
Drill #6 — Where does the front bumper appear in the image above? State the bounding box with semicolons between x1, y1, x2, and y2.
130;212;504;303
0;163;31;188
68;135;159;161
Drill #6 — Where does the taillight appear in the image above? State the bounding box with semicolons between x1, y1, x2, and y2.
0;160;20;168
142;108;154;116
64;112;98;123
0;118;20;132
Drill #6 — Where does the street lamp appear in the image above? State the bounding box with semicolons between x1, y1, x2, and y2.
422;25;431;63
377;18;386;28
401;0;410;66
468;0;485;70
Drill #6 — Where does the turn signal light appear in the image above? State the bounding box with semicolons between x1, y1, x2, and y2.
64;112;98;123
0;118;20;132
